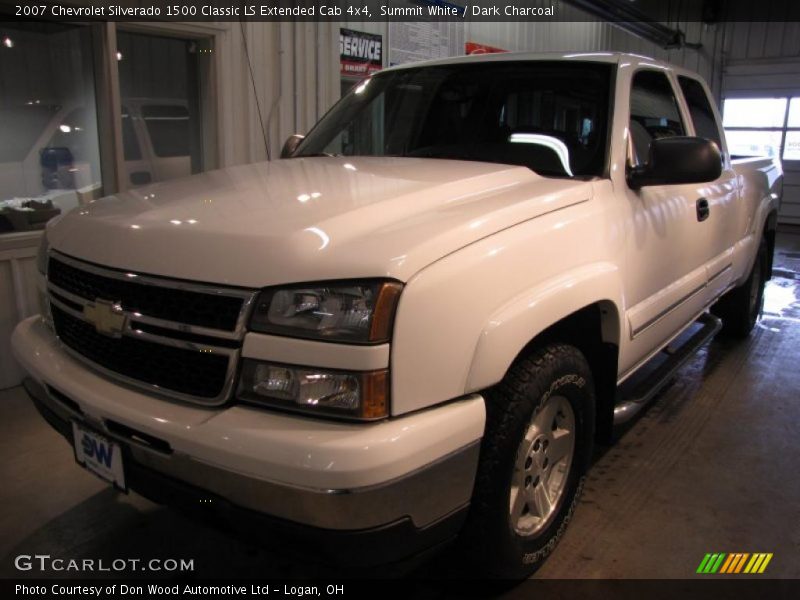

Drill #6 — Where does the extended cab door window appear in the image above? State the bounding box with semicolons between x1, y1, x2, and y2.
678;76;724;152
628;70;685;166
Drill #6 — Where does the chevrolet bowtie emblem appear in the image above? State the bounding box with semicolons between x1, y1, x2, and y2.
83;299;127;337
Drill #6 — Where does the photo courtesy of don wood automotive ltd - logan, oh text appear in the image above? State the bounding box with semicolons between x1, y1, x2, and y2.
1;0;799;598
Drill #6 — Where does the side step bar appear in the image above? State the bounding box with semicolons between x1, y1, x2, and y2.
613;313;723;426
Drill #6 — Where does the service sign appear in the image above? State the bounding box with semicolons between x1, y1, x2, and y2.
340;28;383;77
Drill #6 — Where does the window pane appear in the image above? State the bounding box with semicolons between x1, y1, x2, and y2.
117;31;203;187
783;131;800;160
724;129;783;158
142;105;191;157
0;22;102;234
300;62;613;178
678;76;723;149
788;98;800;128
722;98;787;128
629;70;685;165
121;107;142;161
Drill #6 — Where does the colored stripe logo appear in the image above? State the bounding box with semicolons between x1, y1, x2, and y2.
697;553;773;574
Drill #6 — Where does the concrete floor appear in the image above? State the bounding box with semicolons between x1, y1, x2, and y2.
1;228;799;581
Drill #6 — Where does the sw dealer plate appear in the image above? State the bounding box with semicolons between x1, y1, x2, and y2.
72;421;127;491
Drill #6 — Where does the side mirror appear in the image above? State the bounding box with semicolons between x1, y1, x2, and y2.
628;136;722;190
280;134;305;159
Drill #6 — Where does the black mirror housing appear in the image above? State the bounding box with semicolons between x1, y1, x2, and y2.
280;134;305;159
628;136;722;189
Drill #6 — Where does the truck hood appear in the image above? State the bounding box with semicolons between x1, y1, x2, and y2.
48;157;592;287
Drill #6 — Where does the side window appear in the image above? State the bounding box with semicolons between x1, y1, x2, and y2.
678;76;723;150
629;70;686;165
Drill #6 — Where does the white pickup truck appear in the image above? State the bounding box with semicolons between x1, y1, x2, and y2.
12;52;783;577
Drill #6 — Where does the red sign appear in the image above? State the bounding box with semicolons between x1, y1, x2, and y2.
465;41;508;55
340;29;382;77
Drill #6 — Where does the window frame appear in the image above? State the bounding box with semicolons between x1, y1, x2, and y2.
677;74;725;152
110;22;220;192
626;67;689;168
0;19;220;247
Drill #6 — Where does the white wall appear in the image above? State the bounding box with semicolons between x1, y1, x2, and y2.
0;233;39;389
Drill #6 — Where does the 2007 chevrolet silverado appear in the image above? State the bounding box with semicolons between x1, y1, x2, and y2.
12;52;783;577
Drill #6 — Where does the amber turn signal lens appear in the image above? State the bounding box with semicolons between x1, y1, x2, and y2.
369;282;403;343
360;369;389;419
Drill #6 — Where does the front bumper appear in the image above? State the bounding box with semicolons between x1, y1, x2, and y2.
12;316;485;562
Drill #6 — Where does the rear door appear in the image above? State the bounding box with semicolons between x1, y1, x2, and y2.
676;74;740;305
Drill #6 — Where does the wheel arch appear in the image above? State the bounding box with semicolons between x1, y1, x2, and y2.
763;208;778;280
466;265;624;443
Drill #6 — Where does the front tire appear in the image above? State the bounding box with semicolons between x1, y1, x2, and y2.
712;240;767;338
460;343;595;579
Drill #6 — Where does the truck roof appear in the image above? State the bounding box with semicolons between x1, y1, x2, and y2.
383;50;667;72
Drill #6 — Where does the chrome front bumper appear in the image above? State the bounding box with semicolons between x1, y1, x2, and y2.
25;375;479;531
13;316;485;533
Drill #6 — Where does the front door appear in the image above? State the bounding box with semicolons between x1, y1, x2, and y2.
620;69;718;377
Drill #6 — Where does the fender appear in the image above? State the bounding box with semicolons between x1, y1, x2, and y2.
465;262;624;392
732;190;780;288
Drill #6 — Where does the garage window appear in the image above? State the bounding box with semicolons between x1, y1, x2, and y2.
784;98;800;160
142;105;191;158
0;22;102;234
116;31;204;187
0;22;215;235
722;97;798;160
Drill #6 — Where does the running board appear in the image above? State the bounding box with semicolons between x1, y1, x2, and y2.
613;313;723;426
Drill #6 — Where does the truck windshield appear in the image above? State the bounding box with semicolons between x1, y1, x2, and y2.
296;61;612;178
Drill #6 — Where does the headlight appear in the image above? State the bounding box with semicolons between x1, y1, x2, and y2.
237;360;388;420
249;281;402;343
36;232;50;275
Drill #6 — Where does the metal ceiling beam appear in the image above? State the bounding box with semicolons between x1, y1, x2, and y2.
565;0;684;48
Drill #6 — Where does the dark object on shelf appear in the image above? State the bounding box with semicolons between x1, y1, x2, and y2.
0;199;61;232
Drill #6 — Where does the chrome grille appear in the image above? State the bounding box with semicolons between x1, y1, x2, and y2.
46;252;256;405
48;255;246;332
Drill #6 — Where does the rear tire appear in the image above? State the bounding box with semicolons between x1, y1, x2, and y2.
459;343;595;579
712;240;767;338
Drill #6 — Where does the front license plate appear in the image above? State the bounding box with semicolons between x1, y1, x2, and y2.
72;422;127;491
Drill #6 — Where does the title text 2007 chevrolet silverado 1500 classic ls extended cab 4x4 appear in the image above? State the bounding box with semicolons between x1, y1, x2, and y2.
12;52;782;577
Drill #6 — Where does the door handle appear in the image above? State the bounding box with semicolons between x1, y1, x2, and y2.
696;198;710;222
